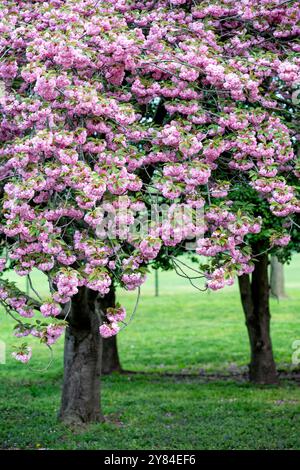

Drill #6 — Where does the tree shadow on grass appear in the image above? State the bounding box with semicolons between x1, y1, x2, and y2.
119;366;300;384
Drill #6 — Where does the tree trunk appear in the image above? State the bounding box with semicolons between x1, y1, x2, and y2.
238;248;278;384
100;286;122;375
59;287;104;424
102;335;122;374
270;255;287;299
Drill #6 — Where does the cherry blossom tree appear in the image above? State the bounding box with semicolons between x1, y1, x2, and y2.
0;0;299;423
233;186;300;384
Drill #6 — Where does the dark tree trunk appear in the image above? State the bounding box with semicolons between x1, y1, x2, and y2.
100;286;122;375
102;335;122;374
238;247;278;384
59;287;104;424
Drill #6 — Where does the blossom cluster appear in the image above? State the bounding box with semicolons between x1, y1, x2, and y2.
100;305;127;338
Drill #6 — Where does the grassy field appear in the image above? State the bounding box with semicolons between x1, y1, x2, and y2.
0;255;299;449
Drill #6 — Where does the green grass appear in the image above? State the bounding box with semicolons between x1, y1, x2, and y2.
0;255;300;449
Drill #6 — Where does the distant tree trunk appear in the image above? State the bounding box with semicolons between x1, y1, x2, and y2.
238;246;278;384
102;335;122;374
270;255;287;299
101;285;122;374
59;287;104;424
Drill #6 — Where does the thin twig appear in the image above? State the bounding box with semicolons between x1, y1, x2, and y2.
119;286;141;331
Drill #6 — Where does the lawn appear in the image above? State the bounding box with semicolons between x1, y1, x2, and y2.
0;255;299;450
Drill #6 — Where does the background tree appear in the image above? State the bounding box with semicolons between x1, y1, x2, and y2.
0;0;299;424
234;185;300;383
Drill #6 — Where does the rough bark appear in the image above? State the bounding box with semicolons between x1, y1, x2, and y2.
100;286;122;375
59;287;104;425
238;248;278;384
270;255;287;299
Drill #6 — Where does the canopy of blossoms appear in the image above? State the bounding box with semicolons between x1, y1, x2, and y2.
0;0;299;361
